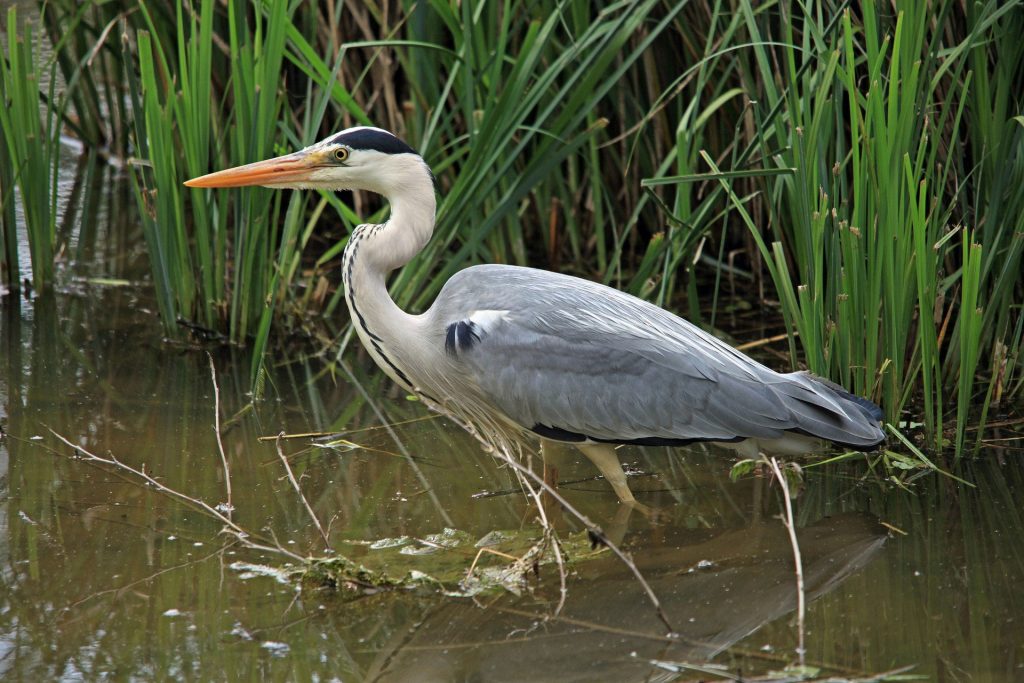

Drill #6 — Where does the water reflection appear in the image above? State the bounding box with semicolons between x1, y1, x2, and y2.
368;513;886;682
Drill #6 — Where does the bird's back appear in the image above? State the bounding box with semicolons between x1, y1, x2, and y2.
425;264;885;452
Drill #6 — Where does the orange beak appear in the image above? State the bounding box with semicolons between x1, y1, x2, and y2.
184;151;320;188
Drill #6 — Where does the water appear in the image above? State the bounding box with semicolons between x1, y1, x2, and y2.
0;157;1022;681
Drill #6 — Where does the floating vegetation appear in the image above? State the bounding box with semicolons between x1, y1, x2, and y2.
304;527;600;598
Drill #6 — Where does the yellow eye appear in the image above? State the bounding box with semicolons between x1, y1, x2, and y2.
333;147;349;162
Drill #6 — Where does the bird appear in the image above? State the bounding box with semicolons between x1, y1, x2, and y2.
185;127;885;507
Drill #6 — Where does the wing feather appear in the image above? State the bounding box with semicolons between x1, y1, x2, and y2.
426;265;883;448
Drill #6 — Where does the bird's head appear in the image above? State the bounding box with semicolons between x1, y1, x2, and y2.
184;127;430;196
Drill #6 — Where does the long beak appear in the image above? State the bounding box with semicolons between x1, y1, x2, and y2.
184;151;318;188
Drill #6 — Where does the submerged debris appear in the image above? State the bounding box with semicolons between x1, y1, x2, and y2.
260;641;291;658
272;528;607;599
368;535;412;550
230;562;301;586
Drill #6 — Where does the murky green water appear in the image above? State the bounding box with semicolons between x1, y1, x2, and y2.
1;156;1023;682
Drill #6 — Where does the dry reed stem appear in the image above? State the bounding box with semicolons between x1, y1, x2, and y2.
336;359;456;528
47;429;307;564
441;405;676;635
207;353;233;520
255;414;438;441
507;456;665;630
275;432;332;550
767;456;806;664
464;547;521;580
735;331;797;352
512;465;569;616
66;544;235;612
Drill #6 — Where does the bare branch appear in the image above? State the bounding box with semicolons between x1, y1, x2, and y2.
510;466;569;616
275;432;332;550
208;353;233;520
47;429;307;564
768;456;805;664
433;405;676;635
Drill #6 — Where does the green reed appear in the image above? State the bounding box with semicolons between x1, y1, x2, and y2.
16;0;1024;455
120;0;332;387
0;92;15;287
644;1;1022;457
0;8;59;289
391;0;686;311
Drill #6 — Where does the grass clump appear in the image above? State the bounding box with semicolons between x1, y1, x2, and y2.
7;0;1024;455
0;8;60;290
641;1;1024;456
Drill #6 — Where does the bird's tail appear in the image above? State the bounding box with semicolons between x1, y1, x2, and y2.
806;374;883;422
787;372;885;451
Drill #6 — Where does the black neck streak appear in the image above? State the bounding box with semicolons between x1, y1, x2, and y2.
342;228;415;390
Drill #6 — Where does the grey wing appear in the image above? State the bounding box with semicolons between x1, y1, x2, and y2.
430;265;883;448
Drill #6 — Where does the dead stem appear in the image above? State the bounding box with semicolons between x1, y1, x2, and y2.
879;521;908;536
207;353;233;520
465;547;521;579
767;456;805;664
256;414;440;441
275;432;332;550
438;405;676;635
47;429;307;564
513;467;569;616
735;330;797;351
64;543;237;613
490;605;699;647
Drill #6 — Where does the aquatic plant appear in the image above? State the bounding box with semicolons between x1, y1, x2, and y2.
0;8;60;289
8;0;1024;456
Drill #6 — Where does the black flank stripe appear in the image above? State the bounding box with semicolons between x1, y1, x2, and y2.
530;423;745;447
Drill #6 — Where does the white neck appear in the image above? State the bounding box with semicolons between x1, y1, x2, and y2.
341;158;436;390
363;172;437;273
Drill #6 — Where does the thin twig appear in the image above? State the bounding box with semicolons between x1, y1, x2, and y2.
64;543;237;613
256;414;439;441
47;429;306;564
208;353;233;520
735;331;797;351
85;8;136;67
275;432;332;550
441;407;676;635
768;456;805;664
464;546;521;580
512;465;569;616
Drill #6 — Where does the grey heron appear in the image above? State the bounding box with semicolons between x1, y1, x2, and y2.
185;127;885;506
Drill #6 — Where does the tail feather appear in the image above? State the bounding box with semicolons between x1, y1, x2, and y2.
798;373;883;421
836;388;883;423
785;372;885;450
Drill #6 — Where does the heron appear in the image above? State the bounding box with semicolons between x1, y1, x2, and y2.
185;127;885;507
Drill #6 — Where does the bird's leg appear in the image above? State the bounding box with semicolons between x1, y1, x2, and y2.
538;442;638;544
577;443;665;523
539;438;569;490
539;439;573;526
576;443;635;504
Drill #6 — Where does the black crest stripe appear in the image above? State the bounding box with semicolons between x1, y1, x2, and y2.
330;129;416;155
